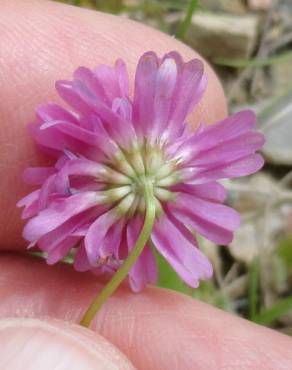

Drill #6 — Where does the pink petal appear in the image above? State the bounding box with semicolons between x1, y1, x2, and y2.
17;190;41;219
84;210;119;264
171;182;227;202
133;51;159;136
186;131;265;167
94;62;126;102
55;154;71;169
166;209;198;245
115;59;129;98
56;80;94;117
17;190;40;208
112;98;132;123
41;120;117;157
53;158;104;193
169;193;240;245
38;174;59;210
72;79;135;146
74;243;92;272
151;214;213;287
133;53;205;140
151;58;177;138
163;51;183;72
36;103;79;125
127;217;157;292
167;59;206;136
38;209;96;253
184;154;264;184
129;246;157;292
46;236;80;265
74;66;108;105
23;167;56;185
99;217;125;258
29;120;102;159
23;192;99;243
176;110;258;160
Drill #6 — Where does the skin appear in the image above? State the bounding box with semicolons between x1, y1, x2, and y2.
0;1;292;369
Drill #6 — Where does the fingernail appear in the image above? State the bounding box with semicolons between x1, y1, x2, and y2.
0;318;135;370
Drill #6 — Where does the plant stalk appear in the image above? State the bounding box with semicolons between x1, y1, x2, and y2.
80;180;156;327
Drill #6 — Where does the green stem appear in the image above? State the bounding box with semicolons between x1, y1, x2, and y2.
80;180;156;328
176;0;198;40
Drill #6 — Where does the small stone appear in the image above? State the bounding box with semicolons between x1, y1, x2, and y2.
229;222;260;264
271;61;292;97
183;12;259;61
123;0;139;5
248;0;273;11
199;0;246;14
259;90;292;165
227;174;292;264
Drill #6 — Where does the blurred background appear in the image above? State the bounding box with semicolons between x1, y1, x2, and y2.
56;0;292;335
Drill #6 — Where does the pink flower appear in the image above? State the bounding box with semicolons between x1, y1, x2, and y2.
18;51;265;292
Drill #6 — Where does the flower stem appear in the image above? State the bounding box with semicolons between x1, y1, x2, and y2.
80;180;156;328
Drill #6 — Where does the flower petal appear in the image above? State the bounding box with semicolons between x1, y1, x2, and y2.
133;51;159;136
38;209;96;253
184;154;264;184
167;59;206;137
23;167;56;185
163;51;183;72
186;131;265;168
74;243;92;272
171;182;227;203
151;58;177;138
115;59;129;97
151;214;213;287
94;59;129;101
112;98;132;123
53;158;104;193
46;236;80;265
37;103;79;125
72;79;136;146
84;210;119;264
99;217;125;258
17;190;41;219
169;193;240;245
29;120;104;160
56;80;94;117
127;217;157;292
38;174;59;210
41;120;117;157
23;192;99;243
176;110;259;161
74;66;109;105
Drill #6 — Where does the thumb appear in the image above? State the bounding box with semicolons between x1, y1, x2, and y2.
0;318;135;370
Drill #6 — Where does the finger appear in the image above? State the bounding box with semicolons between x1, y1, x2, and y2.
0;317;135;370
0;0;226;250
1;254;292;370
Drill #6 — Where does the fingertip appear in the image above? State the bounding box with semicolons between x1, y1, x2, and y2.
0;317;135;370
2;254;292;370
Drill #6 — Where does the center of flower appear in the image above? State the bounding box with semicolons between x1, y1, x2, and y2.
99;140;179;217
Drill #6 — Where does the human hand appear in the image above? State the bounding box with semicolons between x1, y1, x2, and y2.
0;1;292;369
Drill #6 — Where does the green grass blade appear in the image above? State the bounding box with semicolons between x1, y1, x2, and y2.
248;258;260;321
254;297;292;326
176;0;198;40
214;50;292;69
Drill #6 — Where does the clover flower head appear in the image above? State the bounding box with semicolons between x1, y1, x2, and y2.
18;51;265;292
